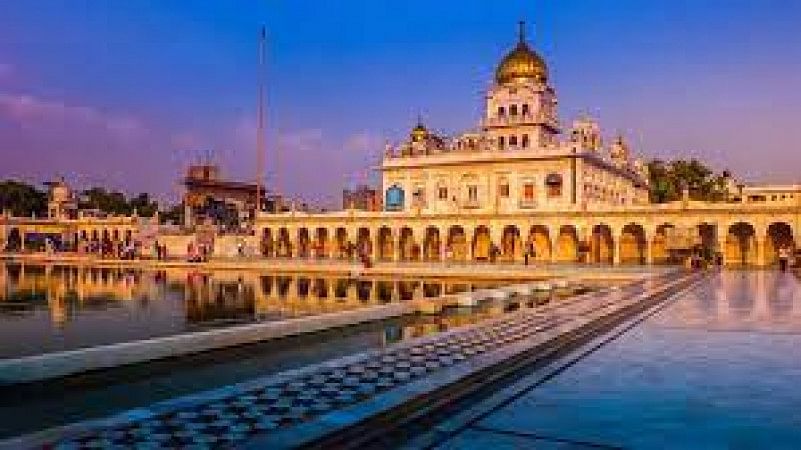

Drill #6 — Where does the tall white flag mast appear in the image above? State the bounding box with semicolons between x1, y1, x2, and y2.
255;25;267;215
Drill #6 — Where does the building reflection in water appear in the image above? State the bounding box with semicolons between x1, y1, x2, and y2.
0;262;529;359
0;263;513;330
656;271;801;332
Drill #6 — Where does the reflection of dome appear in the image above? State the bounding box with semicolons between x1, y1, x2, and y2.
495;22;548;85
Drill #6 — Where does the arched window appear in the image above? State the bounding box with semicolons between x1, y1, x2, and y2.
510;104;518;116
385;185;405;211
546;173;563;198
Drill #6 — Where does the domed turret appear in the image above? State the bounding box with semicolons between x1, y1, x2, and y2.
49;177;72;203
410;117;429;143
610;134;630;164
495;21;548;85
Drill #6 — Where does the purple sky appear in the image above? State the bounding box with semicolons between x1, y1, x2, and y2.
1;0;800;207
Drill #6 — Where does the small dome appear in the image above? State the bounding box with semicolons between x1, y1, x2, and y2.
495;22;548;85
50;179;72;202
410;118;429;142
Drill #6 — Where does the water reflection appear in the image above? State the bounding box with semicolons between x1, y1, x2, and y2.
0;263;520;358
654;271;801;332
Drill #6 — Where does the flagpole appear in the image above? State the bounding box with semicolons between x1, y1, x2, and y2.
256;25;266;216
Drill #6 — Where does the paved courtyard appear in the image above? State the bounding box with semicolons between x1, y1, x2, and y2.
438;270;801;449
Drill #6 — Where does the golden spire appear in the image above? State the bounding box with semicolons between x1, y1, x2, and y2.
411;114;429;142
495;21;548;85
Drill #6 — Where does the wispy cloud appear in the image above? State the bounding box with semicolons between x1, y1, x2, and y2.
343;130;383;154
0;92;145;138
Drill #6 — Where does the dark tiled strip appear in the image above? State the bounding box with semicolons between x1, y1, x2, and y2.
8;275;682;450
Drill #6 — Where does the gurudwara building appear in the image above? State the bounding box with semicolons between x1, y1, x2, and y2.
256;24;801;267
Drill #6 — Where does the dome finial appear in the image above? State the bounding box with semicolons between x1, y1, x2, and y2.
495;20;547;84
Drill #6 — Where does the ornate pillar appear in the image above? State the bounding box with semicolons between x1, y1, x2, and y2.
490;226;503;262
393;230;401;262
466;228;474;262
756;237;767;267
643;225;655;265
611;226;622;265
369;280;378;303
717;235;728;267
574;226;588;264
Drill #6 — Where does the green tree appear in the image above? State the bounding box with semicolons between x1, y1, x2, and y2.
79;187;132;215
160;203;184;225
0;180;47;217
129;193;158;217
648;158;730;203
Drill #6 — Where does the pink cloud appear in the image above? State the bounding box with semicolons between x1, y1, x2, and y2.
343;130;383;154
0;92;145;138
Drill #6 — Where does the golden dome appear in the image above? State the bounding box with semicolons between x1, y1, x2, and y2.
495;22;548;85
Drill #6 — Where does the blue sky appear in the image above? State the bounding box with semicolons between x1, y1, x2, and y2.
1;0;800;206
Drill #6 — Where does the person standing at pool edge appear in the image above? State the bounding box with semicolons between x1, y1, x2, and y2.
778;246;790;272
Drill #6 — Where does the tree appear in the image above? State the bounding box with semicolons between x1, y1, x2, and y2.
0;180;47;217
80;187;132;215
129;193;158;217
160;203;184;225
648;159;730;203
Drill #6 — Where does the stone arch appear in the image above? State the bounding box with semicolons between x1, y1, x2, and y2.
357;227;372;257
697;223;718;261
501;225;522;262
589;224;614;264
766;222;794;266
423;226;441;261
447;226;468;261
527;225;552;262
619;223;646;265
377;226;394;261
261;228;273;257
297;228;311;258
726;222;757;266
399;227;418;261
314;227;329;258
335;227;348;258
651;223;676;264
6;227;22;251
277;228;291;257
472;225;492;261
554;225;578;262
